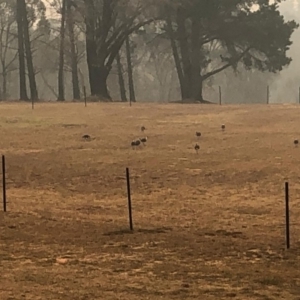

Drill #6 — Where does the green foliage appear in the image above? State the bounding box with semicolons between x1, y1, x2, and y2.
165;0;298;79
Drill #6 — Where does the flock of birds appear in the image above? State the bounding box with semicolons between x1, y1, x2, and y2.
81;124;226;153
194;124;226;153
131;126;148;148
81;123;299;153
80;125;148;149
130;124;225;152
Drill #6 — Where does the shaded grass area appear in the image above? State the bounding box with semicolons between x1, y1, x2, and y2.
1;102;300;299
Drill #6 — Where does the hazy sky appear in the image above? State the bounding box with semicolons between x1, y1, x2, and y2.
270;0;300;103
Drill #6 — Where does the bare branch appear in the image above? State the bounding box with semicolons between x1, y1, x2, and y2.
202;46;251;80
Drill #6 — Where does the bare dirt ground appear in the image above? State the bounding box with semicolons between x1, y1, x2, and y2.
1;102;300;299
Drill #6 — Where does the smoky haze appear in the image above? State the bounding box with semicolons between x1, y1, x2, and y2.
271;0;300;103
0;0;298;103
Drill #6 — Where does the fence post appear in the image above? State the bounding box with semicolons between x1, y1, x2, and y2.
219;86;222;105
2;155;6;212
267;85;269;104
285;181;290;249
126;168;133;231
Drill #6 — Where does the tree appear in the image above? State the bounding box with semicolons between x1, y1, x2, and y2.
116;50;127;101
83;0;157;100
57;0;66;101
125;35;136;102
66;0;80;100
16;0;42;101
16;0;29;100
39;0;84;100
163;0;298;102
21;0;39;101
0;0;18;100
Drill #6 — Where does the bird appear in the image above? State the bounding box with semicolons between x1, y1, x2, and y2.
141;126;146;132
140;136;148;145
194;143;200;154
82;134;91;140
294;139;298;146
221;124;225;131
131;140;136;148
131;139;141;149
196;132;201;138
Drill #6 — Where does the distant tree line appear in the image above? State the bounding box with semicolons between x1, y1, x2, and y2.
0;0;298;103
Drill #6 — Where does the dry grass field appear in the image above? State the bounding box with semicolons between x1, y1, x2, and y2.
1;102;300;299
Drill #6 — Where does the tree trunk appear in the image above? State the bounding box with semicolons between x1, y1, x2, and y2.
166;15;186;100
167;69;175;102
20;0;38;101
88;64;111;99
84;0;152;101
0;59;8;100
16;0;28;101
176;8;191;99
85;6;111;100
190;18;203;102
126;36;136;102
85;3;96;97
58;0;66;101
2;71;7;100
66;0;80;100
116;51;127;102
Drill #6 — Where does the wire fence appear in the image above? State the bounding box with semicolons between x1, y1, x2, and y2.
0;154;295;250
20;84;300;108
215;85;300;105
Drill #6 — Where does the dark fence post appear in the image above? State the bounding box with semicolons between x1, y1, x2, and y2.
267;85;269;104
2;155;6;212
32;98;34;110
219;86;222;105
285;181;290;249
126;167;133;231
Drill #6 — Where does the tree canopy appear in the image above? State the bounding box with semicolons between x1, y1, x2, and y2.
0;0;297;102
162;0;298;102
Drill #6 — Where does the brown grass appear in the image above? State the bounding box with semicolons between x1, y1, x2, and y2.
1;102;300;299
